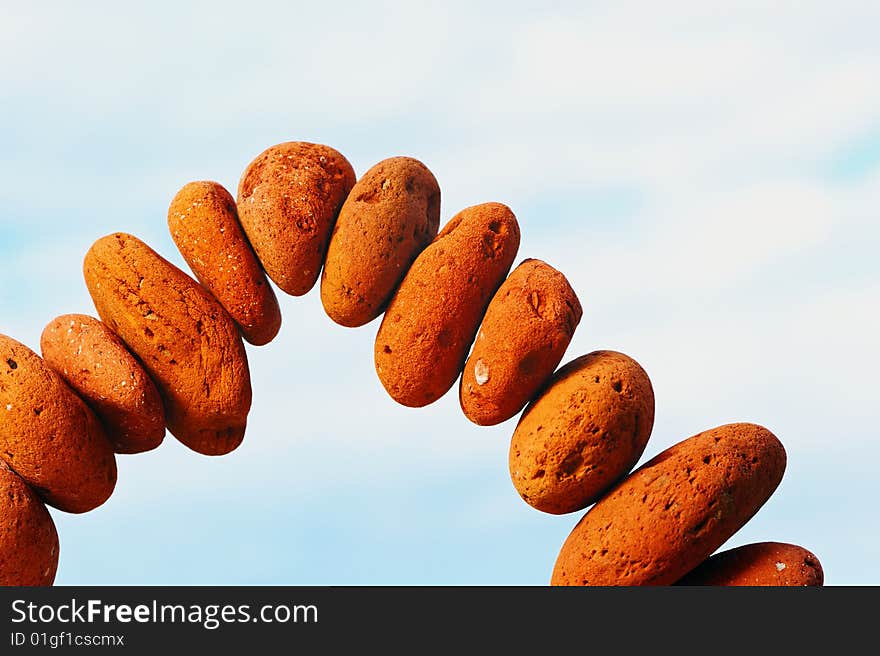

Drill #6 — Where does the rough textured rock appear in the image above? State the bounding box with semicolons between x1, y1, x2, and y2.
0;334;116;513
551;423;786;586
375;202;520;407
510;350;653;514
321;156;440;327
0;462;59;586
677;541;823;586
83;233;252;456
41;314;165;454
236;141;355;296
461;258;582;426
168;180;281;346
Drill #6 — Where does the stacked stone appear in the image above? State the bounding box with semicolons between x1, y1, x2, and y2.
0;142;822;586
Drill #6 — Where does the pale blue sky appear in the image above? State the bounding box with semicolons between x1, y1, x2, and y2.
1;1;878;584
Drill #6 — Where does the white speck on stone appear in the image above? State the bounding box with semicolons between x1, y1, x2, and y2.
5;404;11;411
474;359;490;385
120;380;127;387
776;562;786;571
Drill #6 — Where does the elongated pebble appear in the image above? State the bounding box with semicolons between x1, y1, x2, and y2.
168;181;282;346
0;462;59;585
321;156;440;327
83;233;252;456
551;423;786;586
0;334;117;513
510;350;654;514
461;258;582;426
374;202;520;407
41;313;165;454
677;541;823;586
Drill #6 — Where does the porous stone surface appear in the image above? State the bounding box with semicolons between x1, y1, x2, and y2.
461;258;582;426
321;156;440;327
551;423;786;586
83;233;252;456
236;141;355;296
0;334;116;513
41;314;165;454
510;350;654;514
374;202;520;407
168;180;281;346
677;541;823;586
0;462;59;586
